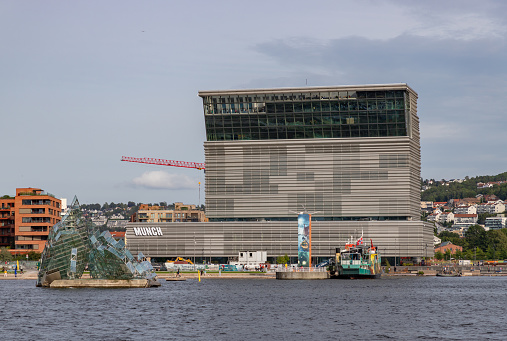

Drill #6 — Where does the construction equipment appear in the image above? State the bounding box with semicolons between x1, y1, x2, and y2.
166;257;194;265
121;156;205;171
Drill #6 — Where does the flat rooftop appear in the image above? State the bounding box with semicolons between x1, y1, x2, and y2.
198;83;417;97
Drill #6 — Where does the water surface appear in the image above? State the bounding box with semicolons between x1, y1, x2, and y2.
3;276;506;340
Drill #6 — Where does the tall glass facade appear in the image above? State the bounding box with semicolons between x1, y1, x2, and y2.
203;90;408;141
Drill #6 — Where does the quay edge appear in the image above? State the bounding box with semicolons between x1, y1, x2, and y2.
48;278;161;288
276;272;329;280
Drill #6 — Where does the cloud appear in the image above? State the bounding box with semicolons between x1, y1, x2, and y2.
252;31;507;180
131;171;198;190
397;0;507;41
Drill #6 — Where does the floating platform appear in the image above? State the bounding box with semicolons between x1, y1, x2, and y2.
276;271;329;280
166;277;186;281
48;278;161;288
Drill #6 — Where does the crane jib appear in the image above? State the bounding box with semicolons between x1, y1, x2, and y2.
121;156;205;170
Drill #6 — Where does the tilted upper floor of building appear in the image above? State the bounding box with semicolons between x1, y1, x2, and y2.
199;84;418;142
198;84;421;222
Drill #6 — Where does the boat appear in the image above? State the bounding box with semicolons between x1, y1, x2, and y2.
329;236;381;279
436;266;461;277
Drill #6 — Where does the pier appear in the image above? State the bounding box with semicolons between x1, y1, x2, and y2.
275;268;329;280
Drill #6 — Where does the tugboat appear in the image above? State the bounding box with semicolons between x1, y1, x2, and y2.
329;235;381;279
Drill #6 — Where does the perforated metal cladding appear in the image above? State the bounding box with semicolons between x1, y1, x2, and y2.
126;220;434;258
204;137;419;220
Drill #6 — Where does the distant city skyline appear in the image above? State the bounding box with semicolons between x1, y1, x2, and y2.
2;1;507;204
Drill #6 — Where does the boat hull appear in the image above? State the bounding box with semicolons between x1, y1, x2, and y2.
330;273;381;279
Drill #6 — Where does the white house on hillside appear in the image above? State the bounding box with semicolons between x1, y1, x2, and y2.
454;205;477;215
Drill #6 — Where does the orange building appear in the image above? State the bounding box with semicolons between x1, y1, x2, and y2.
434;241;462;255
0;197;15;248
0;188;61;254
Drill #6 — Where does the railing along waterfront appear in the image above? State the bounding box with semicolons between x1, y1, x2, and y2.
276;267;328;273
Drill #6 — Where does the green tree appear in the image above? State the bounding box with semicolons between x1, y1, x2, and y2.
464;249;474;260
475;247;485;261
435;251;444;260
465;225;487;250
276;254;290;264
486;246;496;260
27;251;40;261
477;213;497;225
438;231;465;247
0;247;13;262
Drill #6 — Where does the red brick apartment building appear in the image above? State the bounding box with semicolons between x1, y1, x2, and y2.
0;188;61;254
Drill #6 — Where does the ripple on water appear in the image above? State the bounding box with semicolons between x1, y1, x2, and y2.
1;277;507;340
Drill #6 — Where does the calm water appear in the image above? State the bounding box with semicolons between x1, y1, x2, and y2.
2;276;506;340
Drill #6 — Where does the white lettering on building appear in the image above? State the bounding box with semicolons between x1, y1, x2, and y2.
133;227;164;236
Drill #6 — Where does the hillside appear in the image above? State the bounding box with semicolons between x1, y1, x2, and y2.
421;172;507;202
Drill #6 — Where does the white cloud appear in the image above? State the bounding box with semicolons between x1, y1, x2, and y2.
131;171;198;190
396;0;507;41
410;13;507;41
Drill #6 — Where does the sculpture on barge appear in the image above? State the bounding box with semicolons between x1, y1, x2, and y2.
37;197;157;287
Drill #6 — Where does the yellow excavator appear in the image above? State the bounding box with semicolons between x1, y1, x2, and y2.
167;257;194;265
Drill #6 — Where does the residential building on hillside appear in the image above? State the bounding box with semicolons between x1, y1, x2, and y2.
454;214;478;225
0;188;61;253
427;212;440;222
484;194;500;202
477;202;505;215
439;212;454;224
454;205;477;215
433;202;448;208
107;219;128;229
420;201;433;213
91;216;107;226
477;182;493;189
131;203;206;223
452;214;478;231
485;217;507;230
462;197;481;205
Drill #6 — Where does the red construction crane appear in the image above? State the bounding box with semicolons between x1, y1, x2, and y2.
121;156;205;170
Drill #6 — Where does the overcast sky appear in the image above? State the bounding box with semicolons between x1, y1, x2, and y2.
1;1;506;205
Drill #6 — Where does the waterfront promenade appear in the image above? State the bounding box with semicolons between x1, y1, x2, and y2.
3;266;507;281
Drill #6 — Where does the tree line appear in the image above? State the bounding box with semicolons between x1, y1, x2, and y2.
421;172;507;202
437;225;507;260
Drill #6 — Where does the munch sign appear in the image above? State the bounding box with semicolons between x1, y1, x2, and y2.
133;227;163;236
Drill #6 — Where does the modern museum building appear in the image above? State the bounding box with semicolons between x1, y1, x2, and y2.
125;84;434;263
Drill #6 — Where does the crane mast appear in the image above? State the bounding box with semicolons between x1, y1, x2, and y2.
121;156;205;170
